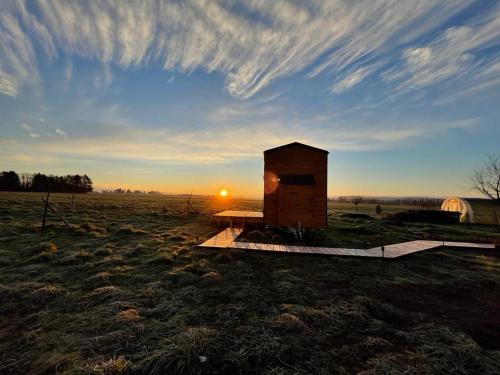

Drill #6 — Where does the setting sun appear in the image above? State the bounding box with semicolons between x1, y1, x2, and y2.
219;189;228;197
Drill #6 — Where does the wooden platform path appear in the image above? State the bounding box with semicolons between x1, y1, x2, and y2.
199;228;243;248
198;228;496;258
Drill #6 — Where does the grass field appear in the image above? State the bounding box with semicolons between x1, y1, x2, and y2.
1;192;500;374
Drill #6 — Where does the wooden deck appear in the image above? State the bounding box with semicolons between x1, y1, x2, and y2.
213;210;263;227
198;228;496;258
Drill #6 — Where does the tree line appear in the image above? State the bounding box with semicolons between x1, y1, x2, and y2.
100;188;162;195
0;171;93;193
330;196;443;207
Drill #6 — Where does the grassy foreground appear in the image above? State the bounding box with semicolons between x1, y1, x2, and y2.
1;192;499;374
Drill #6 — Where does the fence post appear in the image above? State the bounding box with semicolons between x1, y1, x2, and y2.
42;191;50;229
494;209;499;233
41;198;73;230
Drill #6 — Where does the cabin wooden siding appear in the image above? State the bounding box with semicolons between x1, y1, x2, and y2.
263;143;328;229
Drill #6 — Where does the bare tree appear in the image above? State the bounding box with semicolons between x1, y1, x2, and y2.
471;155;500;200
351;196;363;212
185;190;194;214
20;173;32;190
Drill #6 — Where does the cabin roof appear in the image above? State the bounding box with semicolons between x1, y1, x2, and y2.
263;142;329;155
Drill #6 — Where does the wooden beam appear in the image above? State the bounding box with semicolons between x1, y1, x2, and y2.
41;198;73;230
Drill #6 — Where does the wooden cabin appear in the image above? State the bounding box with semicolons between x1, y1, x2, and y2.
263;142;329;229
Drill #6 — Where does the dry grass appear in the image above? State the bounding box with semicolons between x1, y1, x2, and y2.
0;192;499;374
117;308;140;322
89;356;129;375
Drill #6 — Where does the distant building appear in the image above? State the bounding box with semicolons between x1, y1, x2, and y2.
263;142;329;229
441;197;500;224
441;197;474;223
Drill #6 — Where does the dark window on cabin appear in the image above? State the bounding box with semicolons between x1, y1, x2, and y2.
279;175;315;185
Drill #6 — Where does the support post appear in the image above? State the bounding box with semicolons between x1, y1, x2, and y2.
494;209;499;233
42;191;50;229
41;197;73;230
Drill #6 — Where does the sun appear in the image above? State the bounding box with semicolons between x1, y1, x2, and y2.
219;189;228;197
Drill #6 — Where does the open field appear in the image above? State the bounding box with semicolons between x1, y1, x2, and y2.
1;192;500;374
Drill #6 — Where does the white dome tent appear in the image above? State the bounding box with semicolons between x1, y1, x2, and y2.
441;197;474;223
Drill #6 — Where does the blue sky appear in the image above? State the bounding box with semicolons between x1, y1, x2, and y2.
0;0;499;197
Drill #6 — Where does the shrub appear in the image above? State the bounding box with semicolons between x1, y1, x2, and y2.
340;213;372;219
388;210;460;224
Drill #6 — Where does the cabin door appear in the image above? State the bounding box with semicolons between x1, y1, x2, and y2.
278;185;315;228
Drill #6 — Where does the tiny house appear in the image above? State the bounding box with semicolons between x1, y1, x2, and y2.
263;142;329;229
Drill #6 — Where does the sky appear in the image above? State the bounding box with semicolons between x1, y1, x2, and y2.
0;0;499;198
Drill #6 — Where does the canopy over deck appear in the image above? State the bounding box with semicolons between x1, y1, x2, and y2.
213;210;263;227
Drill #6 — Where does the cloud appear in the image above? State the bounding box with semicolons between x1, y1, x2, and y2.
404;47;432;68
0;71;20;97
432;58;500;106
64;60;72;83
383;9;500;94
19;122;40;138
55;128;67;136
317;118;477;151
3;106;478;166
14;0;56;58
2;0;492;99
0;8;40;96
94;63;113;89
331;66;377;93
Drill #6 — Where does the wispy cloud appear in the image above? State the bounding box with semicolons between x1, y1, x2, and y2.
331;65;378;93
0;71;20;97
55;128;67;137
3;0;495;100
94;63;113;89
0;8;40;97
4;109;479;165
316;118;478;151
64;60;73;84
19;122;40;138
383;9;500;95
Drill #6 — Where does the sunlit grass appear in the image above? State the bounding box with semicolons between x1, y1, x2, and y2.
0;192;499;374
